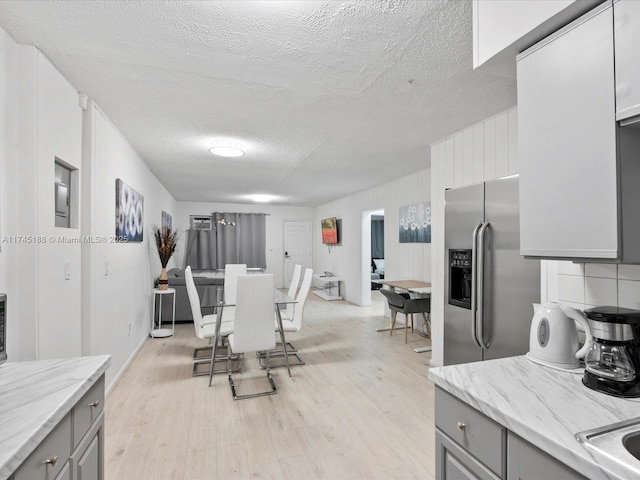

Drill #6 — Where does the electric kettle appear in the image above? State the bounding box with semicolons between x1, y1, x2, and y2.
527;302;592;370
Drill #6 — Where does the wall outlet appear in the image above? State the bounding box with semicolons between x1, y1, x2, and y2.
64;261;71;280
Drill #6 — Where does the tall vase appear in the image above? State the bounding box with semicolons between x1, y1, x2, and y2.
158;267;169;290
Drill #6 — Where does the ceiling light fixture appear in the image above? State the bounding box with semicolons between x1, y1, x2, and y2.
208;145;245;157
251;194;272;203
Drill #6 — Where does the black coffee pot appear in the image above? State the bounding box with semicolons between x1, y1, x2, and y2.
583;306;640;398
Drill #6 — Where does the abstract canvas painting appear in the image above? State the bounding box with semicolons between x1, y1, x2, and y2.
116;179;144;242
161;210;172;236
399;202;431;243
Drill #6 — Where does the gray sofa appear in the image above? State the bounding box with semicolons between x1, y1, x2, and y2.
154;268;224;323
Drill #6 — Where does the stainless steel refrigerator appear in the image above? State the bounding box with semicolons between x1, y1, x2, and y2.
444;175;540;366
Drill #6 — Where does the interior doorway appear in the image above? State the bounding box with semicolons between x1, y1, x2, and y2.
283;220;313;289
361;209;384;306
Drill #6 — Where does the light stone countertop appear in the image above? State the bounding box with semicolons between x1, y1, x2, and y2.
0;355;111;480
429;355;640;480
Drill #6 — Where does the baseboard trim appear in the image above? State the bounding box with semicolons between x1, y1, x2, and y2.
105;333;148;398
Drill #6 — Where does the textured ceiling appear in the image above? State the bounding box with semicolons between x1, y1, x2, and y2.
0;0;516;206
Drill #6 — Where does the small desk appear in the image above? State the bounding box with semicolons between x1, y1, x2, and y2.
209;290;297;386
151;287;176;338
408;286;432;295
375;279;431;291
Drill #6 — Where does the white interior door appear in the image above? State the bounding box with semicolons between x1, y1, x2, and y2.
283;220;313;288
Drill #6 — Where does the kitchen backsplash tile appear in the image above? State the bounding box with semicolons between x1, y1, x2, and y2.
585;277;617;306
618;280;640;309
557;274;585;304
557;261;585;276
584;263;617;279
618;265;640;282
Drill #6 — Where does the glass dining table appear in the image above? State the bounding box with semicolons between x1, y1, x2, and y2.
208;289;297;386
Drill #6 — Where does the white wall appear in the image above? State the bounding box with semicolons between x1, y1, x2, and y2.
82;101;178;388
0;28;24;358
174;202;314;288
473;0;601;77
474;0;574;66
314;169;431;307
0;32;84;361
36;51;84;360
430;107;520;367
0;25;179;391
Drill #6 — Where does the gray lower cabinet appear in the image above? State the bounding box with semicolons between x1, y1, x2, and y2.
435;387;586;480
436;431;501;480
70;412;104;480
11;374;105;480
56;461;71;480
12;413;72;480
435;388;505;479
507;432;587;480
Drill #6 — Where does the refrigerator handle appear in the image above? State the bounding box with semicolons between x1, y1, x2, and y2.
477;221;491;350
471;222;483;348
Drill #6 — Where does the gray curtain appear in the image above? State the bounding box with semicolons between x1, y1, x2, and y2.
371;217;384;259
183;227;215;270
183;213;266;270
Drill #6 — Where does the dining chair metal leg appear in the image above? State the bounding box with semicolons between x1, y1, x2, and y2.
275;306;292;377
228;350;277;400
193;350;240;377
208;306;224;387
257;348;305;368
193;345;213;360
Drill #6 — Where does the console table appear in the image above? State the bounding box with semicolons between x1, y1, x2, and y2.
313;275;343;301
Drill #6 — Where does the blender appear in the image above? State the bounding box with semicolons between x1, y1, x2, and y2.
583;306;640;398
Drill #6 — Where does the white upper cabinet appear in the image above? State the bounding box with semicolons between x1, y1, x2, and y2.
517;2;640;263
614;0;640;123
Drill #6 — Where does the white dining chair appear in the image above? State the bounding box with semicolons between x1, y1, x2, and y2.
225;274;278;400
184;266;236;376
259;267;313;367
220;264;247;321
224;264;247;303
282;264;302;320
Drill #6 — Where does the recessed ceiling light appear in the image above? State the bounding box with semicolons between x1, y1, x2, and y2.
251;194;272;203
208;146;245;157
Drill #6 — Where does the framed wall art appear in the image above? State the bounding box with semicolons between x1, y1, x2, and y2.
115;178;144;242
399;202;431;243
161;210;172;236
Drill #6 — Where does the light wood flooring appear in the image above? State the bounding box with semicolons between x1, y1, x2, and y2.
105;290;436;480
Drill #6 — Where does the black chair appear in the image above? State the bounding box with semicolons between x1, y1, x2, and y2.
379;288;431;344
